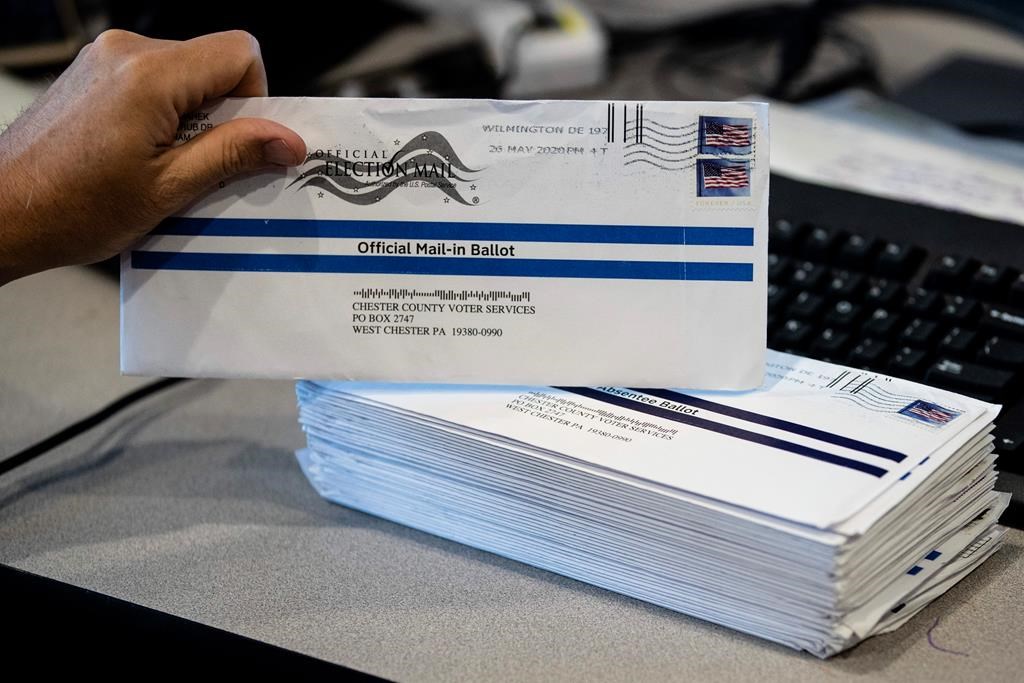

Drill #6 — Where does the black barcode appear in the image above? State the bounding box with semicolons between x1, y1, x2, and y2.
353;288;530;302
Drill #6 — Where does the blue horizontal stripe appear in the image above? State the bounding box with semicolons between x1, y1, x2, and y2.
635;389;907;463
154;217;754;246
130;252;753;281
556;387;887;478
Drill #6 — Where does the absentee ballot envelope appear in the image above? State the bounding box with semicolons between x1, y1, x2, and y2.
120;98;768;387
294;351;1008;656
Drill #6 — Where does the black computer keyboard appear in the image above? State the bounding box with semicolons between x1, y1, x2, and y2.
770;176;1024;528
769;228;1024;402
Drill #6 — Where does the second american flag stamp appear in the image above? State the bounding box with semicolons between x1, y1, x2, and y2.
697;159;751;197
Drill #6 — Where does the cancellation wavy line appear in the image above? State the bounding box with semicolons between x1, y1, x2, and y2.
835;391;905;408
848;389;910;406
625;140;698;153
625;157;759;174
627;117;698;133
626;154;758;174
856;386;920;404
631;151;757;167
624;148;698;164
625;134;696;148
625;125;697;142
832;395;899;414
288;131;479;205
625;158;696;171
639;118;698;131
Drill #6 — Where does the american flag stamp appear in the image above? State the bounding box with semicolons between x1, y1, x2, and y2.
697;159;751;197
699;116;753;154
898;400;962;427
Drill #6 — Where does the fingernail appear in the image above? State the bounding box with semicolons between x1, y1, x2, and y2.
263;139;299;166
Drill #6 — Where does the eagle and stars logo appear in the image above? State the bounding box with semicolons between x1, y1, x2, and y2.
290;132;481;206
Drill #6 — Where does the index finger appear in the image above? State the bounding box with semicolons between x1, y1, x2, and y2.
170;30;269;114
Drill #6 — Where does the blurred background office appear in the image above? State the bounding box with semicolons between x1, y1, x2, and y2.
3;1;1024;108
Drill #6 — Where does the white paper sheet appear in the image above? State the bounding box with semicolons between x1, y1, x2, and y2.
770;90;1024;226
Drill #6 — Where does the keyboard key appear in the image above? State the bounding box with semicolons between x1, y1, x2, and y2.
838;234;879;269
767;283;791;313
773;319;812;351
978;336;1024;368
809;328;850;360
848;338;889;370
767;253;791;282
937;327;977;358
939;295;981;325
791;261;828;290
924;254;979;291
969;263;1017;300
864;279;904;308
980;305;1024;340
864;308;900;338
996;429;1024;453
787;291;825;320
904;288;942;317
802;225;846;261
825;270;866;299
996;430;1024;474
925;358;1014;401
1010;273;1024;307
824;300;862;328
888;346;929;379
876;242;924;278
900;318;940;348
769;219;807;255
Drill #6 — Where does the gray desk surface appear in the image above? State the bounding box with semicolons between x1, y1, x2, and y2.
2;266;1024;682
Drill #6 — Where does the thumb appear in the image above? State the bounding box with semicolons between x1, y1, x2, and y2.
162;116;306;202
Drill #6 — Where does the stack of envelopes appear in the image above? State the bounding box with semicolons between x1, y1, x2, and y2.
295;350;1009;657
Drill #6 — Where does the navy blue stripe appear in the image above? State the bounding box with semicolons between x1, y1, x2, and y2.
153;217;754;246
555;387;887;477
130;252;753;281
635;388;907;464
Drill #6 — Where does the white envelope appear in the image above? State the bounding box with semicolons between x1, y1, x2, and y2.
121;97;768;387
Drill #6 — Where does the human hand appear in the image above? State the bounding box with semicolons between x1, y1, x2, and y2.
0;29;306;285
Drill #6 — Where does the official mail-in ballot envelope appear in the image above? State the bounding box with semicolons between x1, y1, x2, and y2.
121;98;768;387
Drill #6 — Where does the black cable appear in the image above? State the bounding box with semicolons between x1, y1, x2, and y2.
768;0;831;98
958;122;1024;142
0;377;188;478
